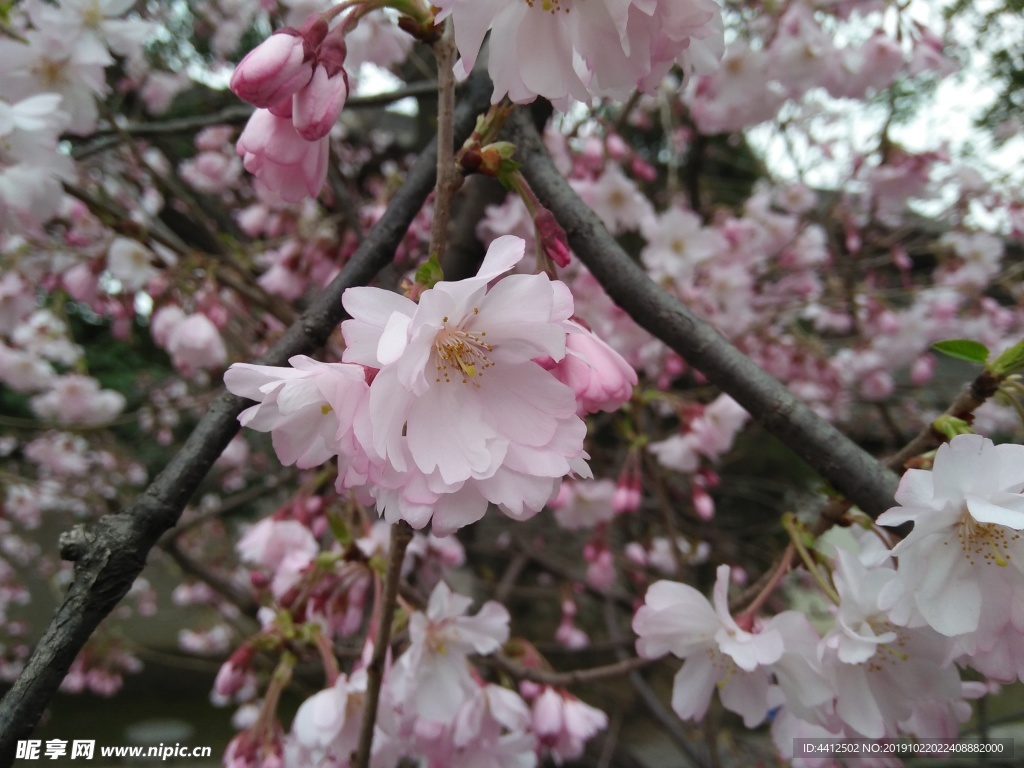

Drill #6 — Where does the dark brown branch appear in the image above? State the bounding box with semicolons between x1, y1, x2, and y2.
0;72;493;767
509;110;900;519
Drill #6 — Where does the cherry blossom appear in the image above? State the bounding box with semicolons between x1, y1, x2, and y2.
340;235;591;535
388;581;509;722
877;435;1024;676
224;356;369;470
435;0;724;109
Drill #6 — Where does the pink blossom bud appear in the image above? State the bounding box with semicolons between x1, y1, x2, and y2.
292;64;349;141
624;542;647;566
236;109;328;202
585;549;615;590
692;485;714;520
214;645;254;697
910;354;936;386
317;26;347;77
535;207;571;268
230;32;314;109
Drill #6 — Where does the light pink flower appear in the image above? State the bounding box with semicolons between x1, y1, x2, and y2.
550;479;617;531
389;582;510;722
106;237;158;292
532;687;608;763
237;518;318;573
165;313;228;376
29;375;125;426
821;549;964;740
224;355;369;470
341;235;590;535
435;0;723;109
292;63;348;141
633;565;786;727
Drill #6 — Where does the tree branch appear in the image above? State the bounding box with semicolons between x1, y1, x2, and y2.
0;71;493;767
509;110;900;519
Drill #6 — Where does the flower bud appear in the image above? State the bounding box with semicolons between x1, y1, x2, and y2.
230;32;314;109
292;64;349;141
535;207;571;268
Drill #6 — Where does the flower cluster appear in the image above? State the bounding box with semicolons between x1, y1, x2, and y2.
225;236;635;535
634;435;1024;758
231;14;350;202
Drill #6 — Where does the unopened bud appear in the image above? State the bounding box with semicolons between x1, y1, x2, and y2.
535;207;571;267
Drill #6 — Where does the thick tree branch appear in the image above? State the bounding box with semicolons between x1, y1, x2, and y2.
0;72;493;767
509;110;901;518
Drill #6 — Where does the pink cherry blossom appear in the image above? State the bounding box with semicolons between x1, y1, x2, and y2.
292;63;348;141
29;374;126;426
224;355;369;470
435;0;723;109
389;581;510;722
341;235;590;535
633;565;785;726
531;687;607;763
165;313;228;376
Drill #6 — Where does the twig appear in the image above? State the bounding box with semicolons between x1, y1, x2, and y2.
508;110;901;519
352;521;413;768
160;540;260;619
0;70;494;766
427;19;459;259
884;369;1001;470
488;653;652;687
71;84;440;159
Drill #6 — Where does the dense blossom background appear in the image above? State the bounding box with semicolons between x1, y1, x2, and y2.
3;0;1024;766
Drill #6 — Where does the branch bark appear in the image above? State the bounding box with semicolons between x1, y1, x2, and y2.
509;110;901;518
0;72;493;767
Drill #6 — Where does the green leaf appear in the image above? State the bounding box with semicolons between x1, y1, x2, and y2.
414;253;444;289
931;339;990;364
989;337;1024;378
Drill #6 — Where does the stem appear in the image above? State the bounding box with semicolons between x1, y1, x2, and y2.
782;515;840;605
428;18;459;260
735;542;793;620
489;653;653;686
885;369;1000;470
351;520;413;768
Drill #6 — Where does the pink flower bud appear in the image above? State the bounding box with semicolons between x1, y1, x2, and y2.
236;109;328;202
317;26;347;77
292;64;349;141
230;32;313;109
692;485;714;520
535;207;571;268
910;353;935;386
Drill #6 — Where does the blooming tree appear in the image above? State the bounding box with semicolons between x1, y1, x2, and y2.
2;0;1024;767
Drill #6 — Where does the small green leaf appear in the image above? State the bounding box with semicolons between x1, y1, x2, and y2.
933;415;973;441
414;253;444;289
989;337;1024;378
931;339;990;364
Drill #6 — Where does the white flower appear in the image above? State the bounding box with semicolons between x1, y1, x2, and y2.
877;435;1024;643
389;582;510;722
